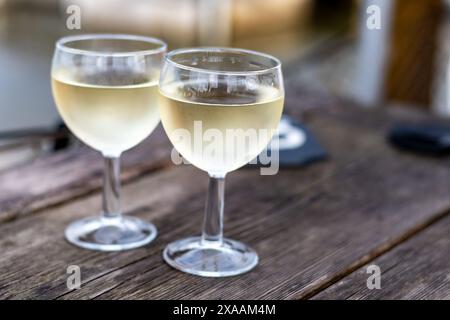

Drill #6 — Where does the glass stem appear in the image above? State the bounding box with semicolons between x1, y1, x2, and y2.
201;173;226;245
102;156;122;220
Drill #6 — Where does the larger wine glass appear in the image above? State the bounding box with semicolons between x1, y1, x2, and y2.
51;34;167;251
159;47;284;276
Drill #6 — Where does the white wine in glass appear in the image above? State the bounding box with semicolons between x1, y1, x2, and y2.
159;48;284;277
51;34;166;251
52;75;160;156
159;81;284;173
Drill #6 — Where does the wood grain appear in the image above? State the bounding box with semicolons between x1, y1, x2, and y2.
1;97;450;299
312;214;450;300
0;126;172;223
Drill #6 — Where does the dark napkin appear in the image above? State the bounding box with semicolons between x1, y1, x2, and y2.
388;123;450;155
249;116;327;169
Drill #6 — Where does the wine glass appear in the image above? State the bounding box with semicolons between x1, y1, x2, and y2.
159;47;284;276
51;34;167;251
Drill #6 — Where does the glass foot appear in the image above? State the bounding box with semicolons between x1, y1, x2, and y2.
65;216;157;251
163;236;258;277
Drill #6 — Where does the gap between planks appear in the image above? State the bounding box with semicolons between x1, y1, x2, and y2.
301;205;450;299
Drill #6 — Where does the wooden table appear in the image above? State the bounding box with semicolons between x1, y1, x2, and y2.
0;82;449;300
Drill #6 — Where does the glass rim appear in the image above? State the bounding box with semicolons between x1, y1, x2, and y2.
165;47;282;75
55;33;168;57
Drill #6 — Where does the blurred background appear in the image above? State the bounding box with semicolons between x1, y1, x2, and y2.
0;0;449;168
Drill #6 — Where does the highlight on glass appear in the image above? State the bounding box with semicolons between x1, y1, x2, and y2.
51;34;167;251
159;47;284;277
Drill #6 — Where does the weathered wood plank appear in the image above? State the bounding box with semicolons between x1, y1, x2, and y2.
1;101;450;299
0;126;172;223
312;214;450;300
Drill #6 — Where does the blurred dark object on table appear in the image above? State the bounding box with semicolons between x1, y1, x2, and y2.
388;123;450;156
251;116;327;170
275;116;327;167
